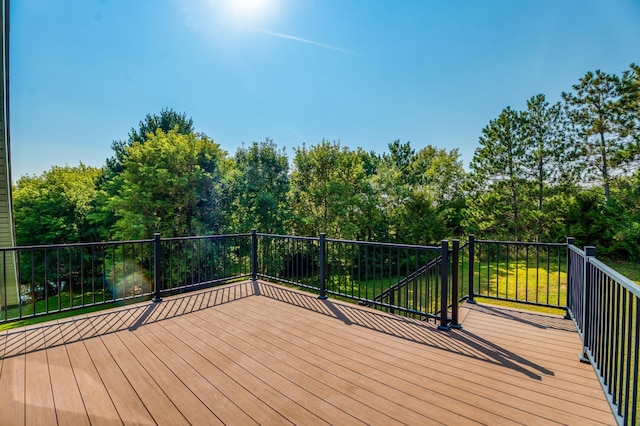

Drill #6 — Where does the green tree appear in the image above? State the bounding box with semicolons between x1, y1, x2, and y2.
289;140;368;239
94;109;198;239
562;70;625;206
13;164;101;245
619;63;640;167
230;139;290;234
521;94;576;241
609;172;640;260
108;129;228;239
370;141;465;244
106;108;194;177
466;107;530;240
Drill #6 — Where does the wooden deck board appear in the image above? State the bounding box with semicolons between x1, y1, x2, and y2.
114;328;224;426
44;337;90;426
176;308;400;425
140;321;283;425
0;331;25;424
0;280;616;425
24;327;57;425
60;323;123;426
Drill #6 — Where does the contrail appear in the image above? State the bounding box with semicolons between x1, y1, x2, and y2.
252;28;356;54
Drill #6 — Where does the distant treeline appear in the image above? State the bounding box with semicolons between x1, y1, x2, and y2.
13;63;640;260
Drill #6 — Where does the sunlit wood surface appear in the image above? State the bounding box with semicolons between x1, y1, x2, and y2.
0;280;614;425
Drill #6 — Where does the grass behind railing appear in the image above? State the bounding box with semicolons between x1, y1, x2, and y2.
473;261;566;304
471;242;568;311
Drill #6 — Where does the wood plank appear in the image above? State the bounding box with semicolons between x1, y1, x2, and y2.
222;295;547;425
91;323;190;426
44;322;90;426
169;303;375;425
138;320;283;425
184;303;481;425
0;328;24;424
62;320;123;426
161;317;321;424
77;323;156;425
116;327;224;425
24;327;57;425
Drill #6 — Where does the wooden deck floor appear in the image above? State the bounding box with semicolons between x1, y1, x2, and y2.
0;280;614;425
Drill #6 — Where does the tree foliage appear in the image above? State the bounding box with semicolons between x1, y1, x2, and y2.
229;139;290;234
13;164;101;245
467;107;529;240
289;140;368;239
108;129;228;239
106;108;195;178
562;70;625;205
375;141;465;244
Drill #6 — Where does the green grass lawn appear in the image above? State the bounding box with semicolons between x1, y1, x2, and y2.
470;258;567;307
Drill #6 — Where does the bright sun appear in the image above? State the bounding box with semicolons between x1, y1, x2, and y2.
221;0;279;27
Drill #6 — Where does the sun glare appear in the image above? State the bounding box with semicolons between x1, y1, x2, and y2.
220;0;279;27
180;0;283;47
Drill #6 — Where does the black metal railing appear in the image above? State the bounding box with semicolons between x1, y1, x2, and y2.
253;232;452;328
0;234;252;322
324;237;443;320
253;233;321;292
1;239;154;322
466;235;569;311
566;244;639;426
158;234;252;294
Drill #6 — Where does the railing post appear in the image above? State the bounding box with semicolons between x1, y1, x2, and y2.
318;233;327;299
564;237;575;319
467;234;476;304
438;240;450;331
580;245;596;363
251;229;258;282
450;239;462;329
152;233;162;303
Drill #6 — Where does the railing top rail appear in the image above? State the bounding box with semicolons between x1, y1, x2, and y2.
257;233;441;250
256;233;318;242
475;239;567;248
326;238;440;250
589;257;640;298
0;238;155;251
568;244;586;256
161;233;251;242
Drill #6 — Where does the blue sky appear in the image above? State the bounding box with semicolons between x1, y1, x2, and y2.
9;0;640;179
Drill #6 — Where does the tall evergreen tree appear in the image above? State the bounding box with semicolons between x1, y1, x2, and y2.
466;107;529;240
521;94;575;241
619;63;640;168
562;70;625;206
